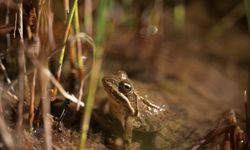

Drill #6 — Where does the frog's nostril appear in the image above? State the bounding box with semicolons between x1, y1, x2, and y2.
102;77;115;86
102;77;110;82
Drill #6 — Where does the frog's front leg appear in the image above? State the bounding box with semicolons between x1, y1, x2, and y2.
124;116;141;150
124;116;133;144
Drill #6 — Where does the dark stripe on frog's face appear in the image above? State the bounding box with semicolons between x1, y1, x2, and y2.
102;74;135;115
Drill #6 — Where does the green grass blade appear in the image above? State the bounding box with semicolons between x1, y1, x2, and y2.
79;1;111;149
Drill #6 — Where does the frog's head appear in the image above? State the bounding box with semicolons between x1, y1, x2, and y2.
102;71;138;116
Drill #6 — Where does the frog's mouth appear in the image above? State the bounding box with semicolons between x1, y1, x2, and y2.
102;77;135;115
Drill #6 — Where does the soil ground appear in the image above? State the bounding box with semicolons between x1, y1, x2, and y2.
0;0;250;149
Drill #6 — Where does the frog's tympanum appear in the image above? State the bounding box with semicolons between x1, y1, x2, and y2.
102;71;194;150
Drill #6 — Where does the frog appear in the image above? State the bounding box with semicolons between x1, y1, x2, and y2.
102;70;196;150
101;70;250;150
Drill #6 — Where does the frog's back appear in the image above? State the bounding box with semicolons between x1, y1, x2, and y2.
154;116;195;150
137;103;171;129
138;100;195;149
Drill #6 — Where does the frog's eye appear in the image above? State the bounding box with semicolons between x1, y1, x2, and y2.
119;81;132;94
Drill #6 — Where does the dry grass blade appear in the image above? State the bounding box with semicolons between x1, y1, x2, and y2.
0;83;15;150
69;33;95;48
40;66;52;150
0;60;13;91
0;86;18;104
72;3;85;111
16;1;25;130
245;0;250;33
84;0;93;35
36;0;55;149
0;114;15;150
68;32;95;110
174;0;185;30
0;26;14;35
29;69;37;131
63;0;69;20
246;67;250;145
15;0;31;131
208;2;245;38
77;79;84;110
41;67;84;107
52;0;79;97
5;0;11;48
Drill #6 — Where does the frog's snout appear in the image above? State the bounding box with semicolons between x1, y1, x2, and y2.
102;77;106;83
102;76;110;85
102;76;114;88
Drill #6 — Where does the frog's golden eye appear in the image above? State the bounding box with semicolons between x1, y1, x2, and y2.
118;81;132;94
